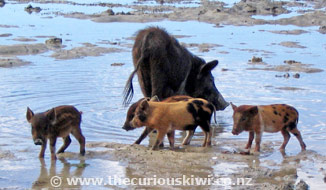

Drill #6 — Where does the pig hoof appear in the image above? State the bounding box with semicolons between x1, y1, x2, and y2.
240;151;251;155
151;146;159;151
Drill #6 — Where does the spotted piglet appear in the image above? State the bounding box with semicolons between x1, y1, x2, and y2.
128;98;215;150
231;103;306;153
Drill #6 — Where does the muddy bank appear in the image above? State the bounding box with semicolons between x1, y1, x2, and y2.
0;57;31;67
43;0;326;27
50;43;124;60
0;41;125;63
247;59;323;73
81;141;325;189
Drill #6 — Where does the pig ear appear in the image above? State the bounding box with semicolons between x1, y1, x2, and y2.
150;95;160;102
47;108;57;125
26;107;34;123
139;99;149;111
230;102;237;110
247;106;258;116
199;60;218;77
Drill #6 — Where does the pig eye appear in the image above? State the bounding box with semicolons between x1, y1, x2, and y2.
241;117;247;122
138;114;146;122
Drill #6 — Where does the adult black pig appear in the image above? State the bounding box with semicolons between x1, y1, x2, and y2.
123;27;228;110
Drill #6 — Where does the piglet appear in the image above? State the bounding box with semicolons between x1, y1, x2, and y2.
231;103;306;153
128;98;215;150
26;105;86;160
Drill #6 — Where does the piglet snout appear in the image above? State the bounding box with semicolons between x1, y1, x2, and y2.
122;122;134;131
34;139;43;145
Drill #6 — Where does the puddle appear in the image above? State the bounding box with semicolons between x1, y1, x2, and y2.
1;0;326;189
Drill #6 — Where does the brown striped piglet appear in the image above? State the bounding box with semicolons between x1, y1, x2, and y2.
26;105;85;160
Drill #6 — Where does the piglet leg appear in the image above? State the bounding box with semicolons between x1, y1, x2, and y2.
182;130;194;145
152;130;166;150
245;131;255;149
254;131;262;152
49;137;57;160
39;140;47;158
167;131;175;149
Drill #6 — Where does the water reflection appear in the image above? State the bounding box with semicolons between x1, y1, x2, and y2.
32;158;87;189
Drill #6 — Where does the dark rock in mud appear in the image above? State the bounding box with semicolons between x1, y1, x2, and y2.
251;56;263;63
319;26;326;34
284;60;301;65
248;56;267;65
111;63;125;66
106;9;115;16
0;33;11;37
275;73;290;78
45;37;62;47
0;0;5;8
25;5;42;14
293;73;300;78
295;180;309;190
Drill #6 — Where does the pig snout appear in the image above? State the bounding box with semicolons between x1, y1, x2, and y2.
232;129;240;135
122;122;135;131
34;139;43;145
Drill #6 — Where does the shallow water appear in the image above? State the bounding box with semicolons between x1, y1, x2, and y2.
1;0;326;189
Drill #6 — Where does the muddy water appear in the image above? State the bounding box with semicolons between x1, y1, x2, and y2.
1;0;326;189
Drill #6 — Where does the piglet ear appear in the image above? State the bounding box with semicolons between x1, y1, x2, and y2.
248;106;258;116
150;95;160;102
47;108;57;125
199;60;218;77
230;102;237;111
26;107;34;123
139;99;149;111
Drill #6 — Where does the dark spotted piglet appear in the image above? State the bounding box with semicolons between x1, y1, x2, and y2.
231;103;306;153
128;98;215;150
26;105;85;160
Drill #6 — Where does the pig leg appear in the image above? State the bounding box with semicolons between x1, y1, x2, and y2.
134;127;154;144
182;130;194;145
205;127;212;147
245;131;255;149
199;122;211;147
57;136;71;154
39;139;47;158
280;128;290;150
152;130;166;150
254;131;262;152
167;131;175;149
49;137;57;160
150;60;174;99
289;128;306;151
71;127;86;156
